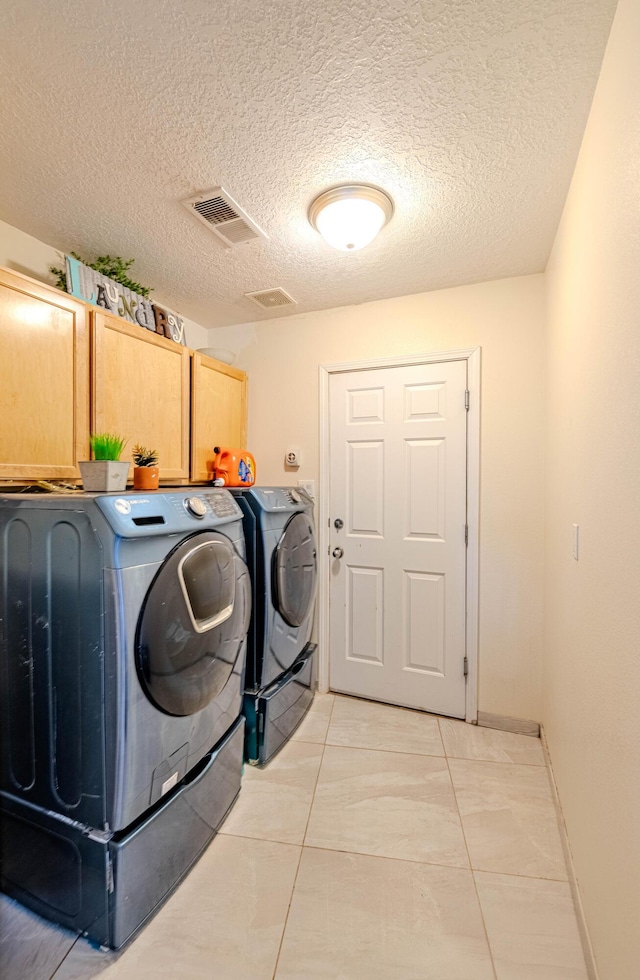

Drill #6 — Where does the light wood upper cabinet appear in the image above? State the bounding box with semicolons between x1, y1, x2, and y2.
92;312;191;482
0;267;90;481
0;269;248;485
191;353;248;482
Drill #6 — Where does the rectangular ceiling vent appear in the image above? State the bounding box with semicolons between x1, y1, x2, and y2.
245;287;297;310
181;186;267;248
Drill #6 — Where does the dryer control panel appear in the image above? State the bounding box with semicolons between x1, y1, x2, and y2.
245;487;311;513
96;490;242;538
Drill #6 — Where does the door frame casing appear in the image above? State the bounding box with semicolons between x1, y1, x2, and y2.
318;347;481;723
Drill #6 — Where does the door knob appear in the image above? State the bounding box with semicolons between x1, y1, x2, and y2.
332;547;344;559
334;518;344;530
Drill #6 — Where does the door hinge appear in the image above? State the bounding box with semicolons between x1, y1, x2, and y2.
464;389;470;411
464;524;469;546
463;656;469;677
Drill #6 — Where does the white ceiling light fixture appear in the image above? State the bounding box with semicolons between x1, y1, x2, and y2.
308;183;394;252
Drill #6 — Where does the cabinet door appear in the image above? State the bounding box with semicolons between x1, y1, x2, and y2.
191;353;248;482
0;268;89;481
92;313;190;482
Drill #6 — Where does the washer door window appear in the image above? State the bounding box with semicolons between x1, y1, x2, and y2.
136;532;251;716
273;512;317;628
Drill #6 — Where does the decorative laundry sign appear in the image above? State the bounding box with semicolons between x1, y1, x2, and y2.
64;255;185;345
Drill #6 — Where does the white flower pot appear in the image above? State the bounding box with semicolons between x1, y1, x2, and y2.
78;460;130;492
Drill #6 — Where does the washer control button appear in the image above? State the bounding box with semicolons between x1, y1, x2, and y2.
186;496;207;518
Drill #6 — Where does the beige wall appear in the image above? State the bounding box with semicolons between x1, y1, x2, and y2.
223;274;547;720
544;0;640;976
0;219;209;350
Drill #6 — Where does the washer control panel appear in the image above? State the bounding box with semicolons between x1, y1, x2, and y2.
204;490;239;519
96;489;242;537
186;496;207;518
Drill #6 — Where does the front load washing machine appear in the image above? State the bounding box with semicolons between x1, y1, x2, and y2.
232;487;317;765
0;489;250;948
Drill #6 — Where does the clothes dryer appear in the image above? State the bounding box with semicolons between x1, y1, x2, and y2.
0;489;250;948
232;487;317;765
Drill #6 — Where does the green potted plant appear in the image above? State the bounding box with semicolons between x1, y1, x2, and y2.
79;433;129;492
132;444;160;490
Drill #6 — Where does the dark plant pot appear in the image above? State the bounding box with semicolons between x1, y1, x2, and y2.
133;466;160;491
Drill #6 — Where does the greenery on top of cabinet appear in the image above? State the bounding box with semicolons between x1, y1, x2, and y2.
50;252;153;298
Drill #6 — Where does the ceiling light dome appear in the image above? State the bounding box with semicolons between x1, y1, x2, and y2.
308;184;394;252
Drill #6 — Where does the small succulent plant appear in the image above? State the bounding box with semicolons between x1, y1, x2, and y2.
90;433;127;460
132;444;159;468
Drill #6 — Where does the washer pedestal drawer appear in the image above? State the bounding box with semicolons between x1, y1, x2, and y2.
244;644;316;767
0;716;245;949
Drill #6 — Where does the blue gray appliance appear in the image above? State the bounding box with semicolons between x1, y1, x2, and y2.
0;489;250;949
232;487;317;765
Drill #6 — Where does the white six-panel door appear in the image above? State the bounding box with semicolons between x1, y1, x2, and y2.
328;359;468;718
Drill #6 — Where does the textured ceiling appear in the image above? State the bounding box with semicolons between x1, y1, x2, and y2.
0;0;617;328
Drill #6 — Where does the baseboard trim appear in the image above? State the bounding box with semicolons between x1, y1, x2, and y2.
540;726;600;980
476;711;540;737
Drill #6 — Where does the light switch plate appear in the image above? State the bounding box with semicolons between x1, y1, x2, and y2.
572;524;579;560
297;479;315;498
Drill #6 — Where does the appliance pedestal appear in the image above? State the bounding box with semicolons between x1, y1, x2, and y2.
0;717;244;950
244;644;316;766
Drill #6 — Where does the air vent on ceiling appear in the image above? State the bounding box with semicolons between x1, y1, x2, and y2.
245;287;297;310
180;186;267;248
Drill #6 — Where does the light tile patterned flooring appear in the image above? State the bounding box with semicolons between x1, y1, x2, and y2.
0;694;588;979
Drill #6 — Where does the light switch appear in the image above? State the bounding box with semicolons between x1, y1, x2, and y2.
572;524;579;561
297;479;315;498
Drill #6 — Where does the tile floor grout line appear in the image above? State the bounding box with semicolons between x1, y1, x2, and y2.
467;866;569;883
214;833;568;883
217;828;305;846
301;840;570;881
300;841;471;874
271;694;335;979
331;691;449;722
48;935;81;979
442;740;499;980
269;837;307;980
334;694;544;740
325;739;445;759
324;739;545;765
446;753;546;768
319;739;547;776
444;754;545;766
303;691;337;838
470;870;500;980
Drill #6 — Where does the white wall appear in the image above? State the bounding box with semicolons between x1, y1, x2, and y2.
221;274;547;721
544;0;640;976
0;219;209;350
